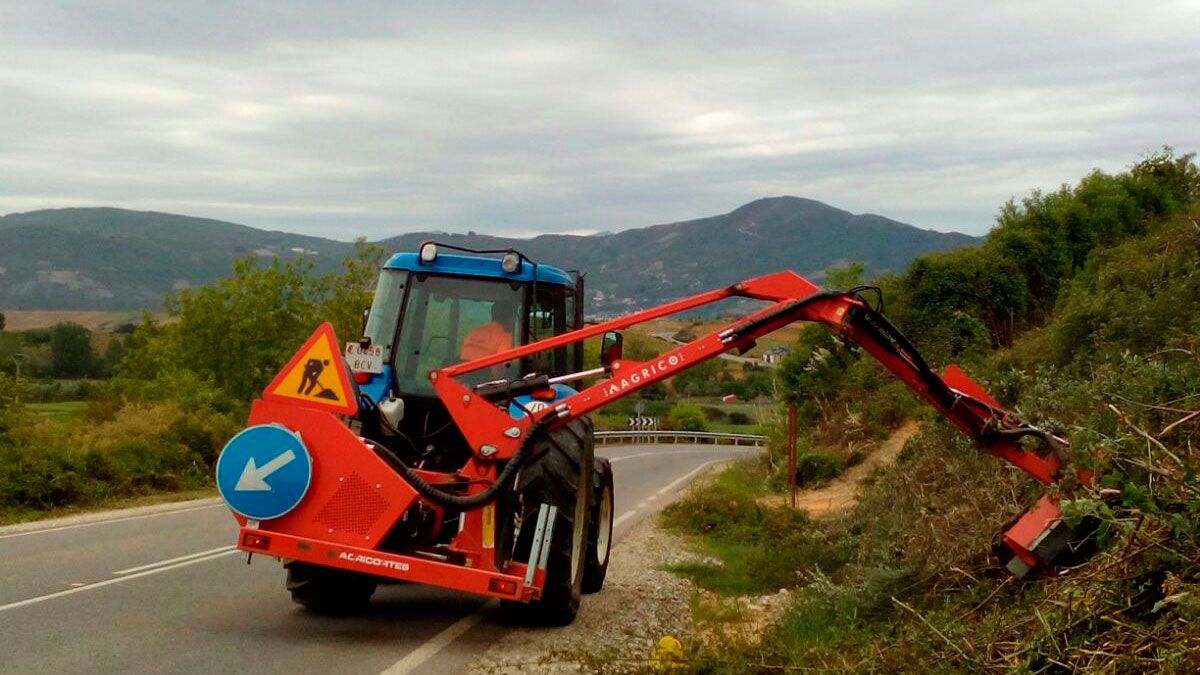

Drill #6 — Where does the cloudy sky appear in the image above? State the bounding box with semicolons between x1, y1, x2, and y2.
0;1;1197;240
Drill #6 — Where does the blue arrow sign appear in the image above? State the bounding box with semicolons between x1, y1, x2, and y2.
216;424;313;521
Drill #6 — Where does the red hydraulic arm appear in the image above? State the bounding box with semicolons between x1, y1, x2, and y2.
431;270;1079;489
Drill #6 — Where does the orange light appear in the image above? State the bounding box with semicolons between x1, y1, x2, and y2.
532;388;557;401
488;578;518;596
242;532;272;550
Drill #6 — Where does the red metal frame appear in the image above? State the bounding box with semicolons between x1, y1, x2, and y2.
232;269;1093;596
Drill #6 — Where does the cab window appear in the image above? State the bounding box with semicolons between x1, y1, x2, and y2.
394;275;523;395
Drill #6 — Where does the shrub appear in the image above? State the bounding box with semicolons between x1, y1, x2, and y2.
793;452;846;487
661;460;852;594
668;404;710;431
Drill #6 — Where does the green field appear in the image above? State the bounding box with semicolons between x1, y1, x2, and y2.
26;401;88;422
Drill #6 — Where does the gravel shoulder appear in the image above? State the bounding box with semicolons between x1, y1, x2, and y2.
468;494;706;674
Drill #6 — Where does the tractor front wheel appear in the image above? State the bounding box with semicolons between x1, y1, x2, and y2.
504;418;594;626
583;457;614;594
285;561;377;613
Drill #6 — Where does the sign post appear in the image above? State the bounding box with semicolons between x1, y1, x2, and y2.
11;353;26;403
787;403;798;508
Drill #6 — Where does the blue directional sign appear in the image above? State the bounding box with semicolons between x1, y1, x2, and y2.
216;424;312;521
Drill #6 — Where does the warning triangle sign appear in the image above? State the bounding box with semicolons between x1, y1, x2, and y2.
263;322;358;416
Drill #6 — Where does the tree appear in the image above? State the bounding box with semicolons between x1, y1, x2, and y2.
824;262;865;290
319;238;390;344
49;323;98;378
0;312;5;331
116;243;391;403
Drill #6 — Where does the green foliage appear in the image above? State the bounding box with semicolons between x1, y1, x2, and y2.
48;322;99;378
668;404;710;431
824;261;865;290
792;452;847;488
661;460;852;595
0;241;389;517
671;357;726;397
0;401;240;512
116;242;388;403
684;153;1200;671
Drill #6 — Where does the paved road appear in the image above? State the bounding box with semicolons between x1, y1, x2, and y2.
0;443;753;675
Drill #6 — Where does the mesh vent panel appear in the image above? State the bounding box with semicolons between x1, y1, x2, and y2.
315;472;390;536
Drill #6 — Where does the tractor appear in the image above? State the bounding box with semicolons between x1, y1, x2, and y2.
216;242;1098;626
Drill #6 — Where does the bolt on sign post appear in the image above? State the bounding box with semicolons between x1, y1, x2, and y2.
787;403;798;508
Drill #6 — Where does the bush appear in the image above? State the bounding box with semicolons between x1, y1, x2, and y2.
0;400;239;513
668;404;710;431
793;452;846;487
661;460;852;594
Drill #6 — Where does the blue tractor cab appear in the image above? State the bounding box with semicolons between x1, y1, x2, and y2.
354;242;584;472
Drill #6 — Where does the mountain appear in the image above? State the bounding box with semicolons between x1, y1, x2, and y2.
379;197;981;315
0;208;350;310
0;199;980;313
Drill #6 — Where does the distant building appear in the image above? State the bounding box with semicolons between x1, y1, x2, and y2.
763;346;791;365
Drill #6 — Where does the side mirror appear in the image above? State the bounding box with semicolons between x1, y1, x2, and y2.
600;330;623;369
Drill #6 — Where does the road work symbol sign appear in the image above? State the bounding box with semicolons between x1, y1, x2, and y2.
216;424;312;520
263;322;358;416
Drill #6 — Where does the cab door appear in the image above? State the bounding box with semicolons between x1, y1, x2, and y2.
526;284;577;378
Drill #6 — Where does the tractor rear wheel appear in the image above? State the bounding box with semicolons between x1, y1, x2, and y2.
504;418;594;626
285;561;377;613
583;458;614;594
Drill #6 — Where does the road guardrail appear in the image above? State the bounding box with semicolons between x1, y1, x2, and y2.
593;430;766;447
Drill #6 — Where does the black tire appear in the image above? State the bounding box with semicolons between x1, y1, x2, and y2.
285;561;377;613
583;457;614;594
503;418;594;626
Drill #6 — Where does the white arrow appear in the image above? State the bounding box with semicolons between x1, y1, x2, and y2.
235;449;297;491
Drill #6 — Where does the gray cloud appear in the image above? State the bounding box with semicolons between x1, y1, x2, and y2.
1;1;1197;239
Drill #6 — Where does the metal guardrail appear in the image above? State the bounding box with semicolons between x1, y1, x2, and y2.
593;430;767;447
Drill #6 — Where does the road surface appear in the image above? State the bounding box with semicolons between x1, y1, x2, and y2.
0;443;752;675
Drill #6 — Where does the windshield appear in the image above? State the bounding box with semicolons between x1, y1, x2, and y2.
363;270;408;360
394;274;523;396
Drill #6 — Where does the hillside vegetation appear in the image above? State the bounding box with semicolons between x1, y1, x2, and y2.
0;243;384;519
664;149;1200;672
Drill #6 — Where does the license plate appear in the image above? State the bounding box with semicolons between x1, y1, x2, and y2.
344;343;385;374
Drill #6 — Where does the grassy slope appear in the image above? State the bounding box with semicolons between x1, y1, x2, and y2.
665;212;1200;672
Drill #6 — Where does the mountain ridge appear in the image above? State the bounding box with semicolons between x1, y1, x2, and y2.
0;199;980;312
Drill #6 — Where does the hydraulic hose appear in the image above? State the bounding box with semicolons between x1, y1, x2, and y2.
374;414;552;511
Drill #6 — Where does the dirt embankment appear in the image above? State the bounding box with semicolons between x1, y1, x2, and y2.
792;421;920;516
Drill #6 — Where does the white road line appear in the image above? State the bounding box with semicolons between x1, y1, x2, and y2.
656;459;723;496
380;602;496;675
0;549;240;614
0;503;224;541
114;545;236;575
612;510;638;528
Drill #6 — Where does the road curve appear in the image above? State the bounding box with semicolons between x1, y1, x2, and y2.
0;443;752;675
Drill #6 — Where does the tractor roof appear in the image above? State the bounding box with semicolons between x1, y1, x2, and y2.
383;251;574;286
